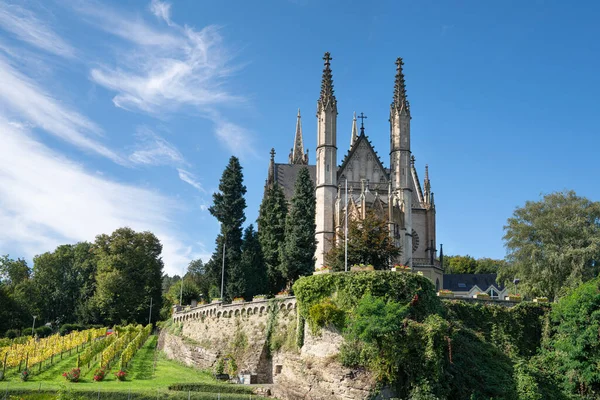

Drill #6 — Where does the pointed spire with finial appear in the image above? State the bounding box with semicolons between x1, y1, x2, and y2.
290;109;307;165
351;112;358;145
317;52;337;112
424;164;431;204
391;57;410;116
267;148;276;187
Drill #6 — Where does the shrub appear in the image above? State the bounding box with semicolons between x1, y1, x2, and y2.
114;370;127;381
307;298;345;334
214;358;224;375
62;368;81;382
35;326;52;338
5;329;19;339
59;324;85;336
93;367;107;382
227;357;238;375
20;368;30;381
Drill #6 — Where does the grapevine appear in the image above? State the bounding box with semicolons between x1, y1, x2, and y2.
100;324;141;368
0;327;106;370
77;334;116;368
119;324;152;370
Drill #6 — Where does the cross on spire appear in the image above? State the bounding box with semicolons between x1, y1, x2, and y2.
357;112;367;134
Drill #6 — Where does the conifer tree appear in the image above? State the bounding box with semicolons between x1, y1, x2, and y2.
241;225;267;299
257;183;288;294
280;167;316;286
207;156;247;300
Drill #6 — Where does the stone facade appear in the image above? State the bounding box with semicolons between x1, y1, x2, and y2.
166;297;377;400
264;54;442;286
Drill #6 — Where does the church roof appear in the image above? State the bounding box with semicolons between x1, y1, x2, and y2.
338;132;389;182
271;163;316;202
443;274;505;292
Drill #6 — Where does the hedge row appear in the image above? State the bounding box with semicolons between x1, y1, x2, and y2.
3;389;266;399
168;383;255;394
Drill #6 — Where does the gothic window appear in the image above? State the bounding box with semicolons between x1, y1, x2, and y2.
412;229;419;252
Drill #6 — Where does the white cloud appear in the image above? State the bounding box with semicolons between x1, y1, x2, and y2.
75;1;252;155
0;120;197;275
0;55;124;164
0;2;75;58
129;127;185;166
177;168;204;192
150;0;172;25
213;117;257;158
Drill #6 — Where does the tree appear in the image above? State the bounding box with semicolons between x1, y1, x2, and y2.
500;190;600;300
280;167;316;286
186;259;210;302
257;183;288;294
444;255;507;274
90;227;163;325
0;255;30;288
30;242;97;326
241;225;267;299
325;209;400;271
207;156;247;301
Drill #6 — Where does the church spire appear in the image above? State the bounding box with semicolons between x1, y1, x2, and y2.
351;112;358;145
317;52;337;113
289;109;307;165
424;164;432;204
267;148;276;187
391;57;410;116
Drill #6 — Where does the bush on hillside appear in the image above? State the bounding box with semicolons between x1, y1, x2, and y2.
4;329;19;339
59;324;85;336
35;325;52;338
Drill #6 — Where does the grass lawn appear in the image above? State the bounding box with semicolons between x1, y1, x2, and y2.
1;335;267;399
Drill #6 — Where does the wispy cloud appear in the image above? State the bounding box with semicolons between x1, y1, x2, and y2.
129;126;185;166
150;0;172;25
177;168;205;192
213;116;257;158
73;0;253;156
0;119;198;275
0;55;124;163
0;2;75;58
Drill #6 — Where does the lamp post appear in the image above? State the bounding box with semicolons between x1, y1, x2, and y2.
31;315;37;336
221;232;226;300
179;266;184;306
345;177;348;272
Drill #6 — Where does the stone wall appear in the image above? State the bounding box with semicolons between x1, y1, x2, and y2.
161;296;376;400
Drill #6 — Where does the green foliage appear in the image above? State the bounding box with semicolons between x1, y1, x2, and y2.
542;277;600;397
307;298;346;334
443;300;550;358
119;324;152;370
257;182;288;294
167;382;254;394
226;357;237;375
77;334;115;368
59;324;86;336
280;167;316;285
213;358;224;375
5;329;19;339
91;228;163;325
443;254;507;274
293;271;442;323
264;298;281;356
35;326;52;338
207;156;247;302
500;190;600;300
0;255;30;287
325;210;400;271
241;224;267;299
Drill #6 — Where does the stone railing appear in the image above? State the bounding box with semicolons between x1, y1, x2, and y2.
413;258;442;268
172;296;297;323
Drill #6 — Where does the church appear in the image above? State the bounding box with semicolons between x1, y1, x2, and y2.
265;53;443;290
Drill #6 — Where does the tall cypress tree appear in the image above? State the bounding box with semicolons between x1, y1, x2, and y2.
257;183;288;294
280;167;316;286
241;225;267;299
207;156;247;301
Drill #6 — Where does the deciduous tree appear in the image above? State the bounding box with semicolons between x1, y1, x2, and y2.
500;190;600;300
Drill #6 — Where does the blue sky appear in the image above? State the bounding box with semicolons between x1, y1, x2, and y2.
1;0;599;275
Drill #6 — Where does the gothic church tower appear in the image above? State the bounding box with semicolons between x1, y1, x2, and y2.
390;58;413;267
315;53;338;268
